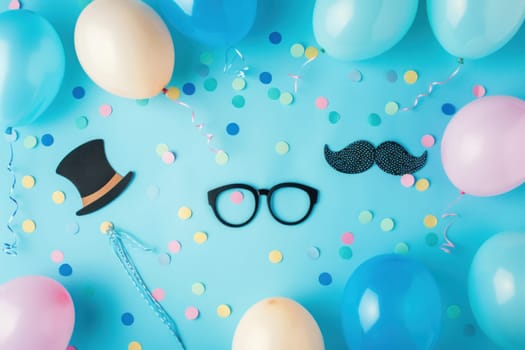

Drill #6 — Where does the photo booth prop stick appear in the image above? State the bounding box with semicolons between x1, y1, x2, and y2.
2;128;19;255
56;140;185;349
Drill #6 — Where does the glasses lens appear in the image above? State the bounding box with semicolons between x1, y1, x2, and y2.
214;187;256;226
269;186;312;224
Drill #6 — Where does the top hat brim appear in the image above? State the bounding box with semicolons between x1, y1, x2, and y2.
76;171;134;216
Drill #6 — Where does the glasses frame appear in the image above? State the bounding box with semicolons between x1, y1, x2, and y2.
207;182;319;228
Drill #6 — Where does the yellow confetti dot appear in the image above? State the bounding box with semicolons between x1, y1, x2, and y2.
21;175;35;189
385;101;399;115
215;150;229;165
193;231;208;244
404;70;419;84
415;178;430;192
156;143;169;156
424;214;438;228
305;46;319;59
100;221;113;234
128;341;142;350
232;77;246;91
178;206;192;220
268;250;283;264
275;141;290;155
52;191;66;204
192;282;206;296
290;43;305;57
165;87;180;100
22;219;36;233
279;92;294;105
217;304;232;318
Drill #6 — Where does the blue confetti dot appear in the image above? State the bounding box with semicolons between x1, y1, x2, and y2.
197;64;210;77
41;134;54;147
121;312;134;326
72;86;85;99
269;32;282;44
226;122;239;135
183;83;196;95
442;103;456;115
59;263;73;276
318;272;332;286
259;72;272;84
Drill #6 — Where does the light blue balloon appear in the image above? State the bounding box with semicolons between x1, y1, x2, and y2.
158;0;257;47
469;232;525;350
313;0;418;61
341;254;441;350
0;10;65;127
427;0;525;59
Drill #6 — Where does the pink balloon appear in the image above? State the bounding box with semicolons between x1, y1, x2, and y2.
0;276;75;350
441;96;525;196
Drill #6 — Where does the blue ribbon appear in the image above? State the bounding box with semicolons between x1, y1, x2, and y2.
3;127;18;256
106;226;185;349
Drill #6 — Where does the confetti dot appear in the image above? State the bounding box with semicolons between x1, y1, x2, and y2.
230;191;244;204
305;46;319;59
400;174;415;188
380;218;395;232
424;214;438;228
275;141;289;155
178;206;192;220
156;143;169;156
72;86;85;99
41;133;54;146
59;263;73;276
75;116;89;129
21;175;35;189
404;70;418;84
158;253;171;266
386;70;398;82
442;103;456;115
100;221;113;234
183;83;196;95
52;191;66;204
121;312;134;326
128;341;142;350
318;272;332;286
315;96;329;110
166;87;180;100
290;43;305;57
204;78;218;92
232;95;245;108
194;231;208;244
22;219;36;233
67;346;77;350
99;104;112;117
385;101;399;115
259;72;272;84
168;240;181;253
269;250;283;263
279;92;294;105
339;246;353;259
8;0;20;10
349;69;362;82
426;233;439;247
215;150;229;165
192;282;206;296
136;99;149;106
368;113;381;127
464;324;476;337
4;128;18;142
307;246;320;260
162;151;176;164
147;185;160;200
328;111;341;124
232;77;246;91
341;232;354;245
415;178;430;191
358;210;373;224
185;306;200;320
199;52;213;65
269;31;282;44
51;250;64;263
267;87;280;100
421;134;435;148
23;136;38;149
65;222;79;235
395;242;409;254
197;64;210;77
447;305;461;319
152;288;165;301
226;122;240;135
472;85;486;98
217;304;232;318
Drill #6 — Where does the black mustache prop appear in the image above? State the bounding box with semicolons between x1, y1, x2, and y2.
324;140;428;176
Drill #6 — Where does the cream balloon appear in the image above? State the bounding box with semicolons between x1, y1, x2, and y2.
74;0;174;99
232;297;325;350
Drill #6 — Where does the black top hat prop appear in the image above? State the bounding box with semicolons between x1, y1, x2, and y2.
56;139;134;216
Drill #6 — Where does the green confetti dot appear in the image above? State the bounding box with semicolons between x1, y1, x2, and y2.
395;242;409;254
368;113;381;126
275;141;289;155
380;218;395;232
191;282;206;296
200;52;214;65
156;144;169;156
328;111;341;124
290;43;305;57
232;77;246;91
267;87;281;100
75;116;89;129
385;101;399;115
426;232;439;247
447;305;461;319
215;151;229;165
358;210;373;224
204;78;218;92
23;136;38;149
339;246;353;259
232;95;245;108
136;99;149;106
279;92;294;105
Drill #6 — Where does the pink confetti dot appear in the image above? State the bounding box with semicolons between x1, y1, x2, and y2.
401;174;416;188
341;232;354;245
230;191;244;204
152;288;165;301
51;250;64;263
67;346;77;350
472;84;486;98
185;306;200;320
99;104;113;117
315;96;329;110
8;0;20;9
162;151;175;164
168;240;181;253
421;134;435;148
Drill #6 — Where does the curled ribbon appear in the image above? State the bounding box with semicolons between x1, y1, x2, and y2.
439;191;465;254
401;58;464;112
288;55;317;93
3;127;18;256
223;47;249;78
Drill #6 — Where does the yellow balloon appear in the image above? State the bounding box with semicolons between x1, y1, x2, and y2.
74;0;174;99
232;297;325;350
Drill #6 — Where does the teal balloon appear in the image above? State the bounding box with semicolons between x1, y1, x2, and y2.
313;0;418;61
158;0;257;47
341;254;441;350
469;232;525;350
427;0;525;59
0;10;65;127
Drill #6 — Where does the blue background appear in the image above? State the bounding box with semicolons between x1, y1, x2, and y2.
1;0;525;349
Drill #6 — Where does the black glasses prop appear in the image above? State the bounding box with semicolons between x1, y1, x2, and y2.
207;182;319;227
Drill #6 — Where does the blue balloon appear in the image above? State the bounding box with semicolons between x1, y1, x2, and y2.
341;254;441;350
469;232;525;350
313;0;418;61
427;0;525;59
158;0;257;47
0;10;65;127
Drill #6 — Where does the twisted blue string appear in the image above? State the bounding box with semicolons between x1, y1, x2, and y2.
106;227;185;349
3;128;18;256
